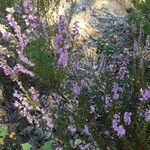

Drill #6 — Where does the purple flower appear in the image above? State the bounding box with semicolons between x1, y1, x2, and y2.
139;88;150;101
0;60;13;76
117;125;125;137
17;51;34;67
89;105;96;114
112;114;120;132
113;93;119;100
71;21;79;36
145;107;150;122
58;15;68;34
13;90;23;100
52;93;61;104
53;15;73;68
0;29;12;41
32;16;39;27
105;95;112;108
80;143;91;150
124;112;132;125
6;14;29;50
118;66;127;80
68;125;77;134
72;62;78;73
112;82;120;100
80;79;87;88
82;125;90;135
42;113;53;128
23;0;33;14
29;87;39;101
13;64;34;77
112;114;125;137
54;35;63;51
72;82;81;95
118;58;128;80
3;66;13;76
71;80;86;96
133;38;139;52
57;48;68;68
112;83;119;93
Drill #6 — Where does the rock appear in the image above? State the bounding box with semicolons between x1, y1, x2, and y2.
46;0;133;69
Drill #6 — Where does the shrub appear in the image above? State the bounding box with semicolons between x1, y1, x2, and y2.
0;0;150;149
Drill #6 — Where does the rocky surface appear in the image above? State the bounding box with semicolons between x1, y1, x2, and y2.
47;0;133;68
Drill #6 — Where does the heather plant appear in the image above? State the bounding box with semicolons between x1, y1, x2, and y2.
0;0;78;148
0;0;150;150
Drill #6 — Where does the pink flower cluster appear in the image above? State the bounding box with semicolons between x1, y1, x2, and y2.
0;29;12;41
13;64;34;77
0;0;54;130
53;15;79;68
0;59;13;76
57;47;68;68
23;0;33;14
5;12;35;70
22;0;39;32
29;87;40;101
17;51;35;67
6;14;29;50
42;110;54;128
13;90;38;124
14;89;53;128
53;15;69;68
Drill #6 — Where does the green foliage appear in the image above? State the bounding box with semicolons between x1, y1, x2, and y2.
25;38;67;86
0;127;8;138
0;127;8;145
129;0;150;35
54;113;72;149
132;0;150;16
144;21;150;35
43;140;53;150
21;143;32;150
96;38;113;55
128;8;143;30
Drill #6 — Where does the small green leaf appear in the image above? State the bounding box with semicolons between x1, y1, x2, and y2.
144;22;150;35
74;139;82;146
43;140;53;150
0;127;8;137
21;143;32;150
